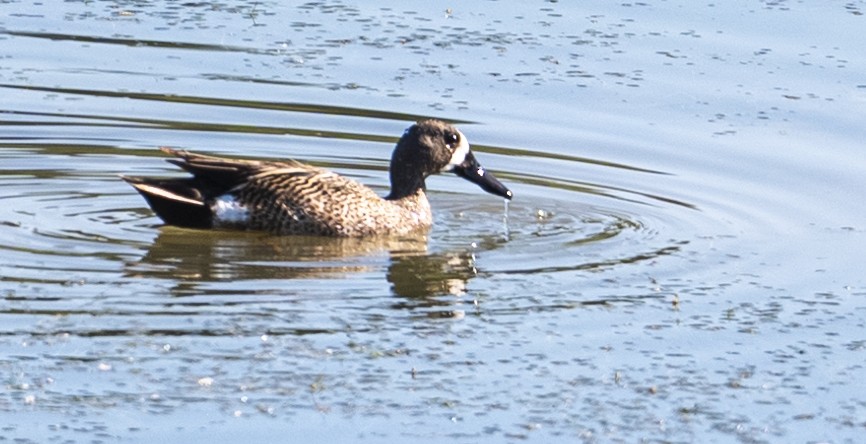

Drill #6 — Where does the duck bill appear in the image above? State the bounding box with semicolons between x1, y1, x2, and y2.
452;152;513;200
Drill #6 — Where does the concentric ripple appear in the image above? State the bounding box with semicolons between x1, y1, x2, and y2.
3;1;866;442
0;124;700;312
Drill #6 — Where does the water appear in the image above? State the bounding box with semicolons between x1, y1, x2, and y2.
2;1;866;442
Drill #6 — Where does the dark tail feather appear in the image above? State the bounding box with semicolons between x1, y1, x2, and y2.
121;176;213;229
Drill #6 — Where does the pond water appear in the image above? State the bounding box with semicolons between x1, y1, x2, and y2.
2;1;865;442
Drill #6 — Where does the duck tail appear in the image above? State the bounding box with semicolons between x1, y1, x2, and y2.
121;175;213;228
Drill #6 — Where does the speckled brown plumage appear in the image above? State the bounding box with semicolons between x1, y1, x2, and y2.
123;120;512;237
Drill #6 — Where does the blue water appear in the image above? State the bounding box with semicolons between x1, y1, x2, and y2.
1;1;865;442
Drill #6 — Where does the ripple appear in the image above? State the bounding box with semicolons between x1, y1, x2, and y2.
0;112;703;297
3;3;866;440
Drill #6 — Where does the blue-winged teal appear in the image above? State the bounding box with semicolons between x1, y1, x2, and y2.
123;119;512;237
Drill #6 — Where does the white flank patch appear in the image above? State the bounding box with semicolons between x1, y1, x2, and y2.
211;194;249;226
442;130;470;172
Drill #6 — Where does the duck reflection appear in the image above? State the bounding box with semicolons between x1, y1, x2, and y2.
384;249;481;316
387;251;476;298
125;226;480;301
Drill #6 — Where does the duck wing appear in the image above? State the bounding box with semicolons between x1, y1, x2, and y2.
122;147;319;229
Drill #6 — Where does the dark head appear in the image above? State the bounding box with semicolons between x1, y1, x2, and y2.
387;120;513;200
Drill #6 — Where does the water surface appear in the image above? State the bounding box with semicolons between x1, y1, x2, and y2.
1;1;865;443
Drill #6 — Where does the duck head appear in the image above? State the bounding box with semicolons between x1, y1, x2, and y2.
388;120;513;200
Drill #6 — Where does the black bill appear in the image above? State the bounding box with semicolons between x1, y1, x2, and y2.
452;151;513;200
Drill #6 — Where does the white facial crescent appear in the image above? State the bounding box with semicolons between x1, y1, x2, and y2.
442;130;470;172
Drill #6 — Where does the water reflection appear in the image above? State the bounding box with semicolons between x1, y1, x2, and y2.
388;250;475;298
126;226;482;301
2;0;865;442
128;227;418;278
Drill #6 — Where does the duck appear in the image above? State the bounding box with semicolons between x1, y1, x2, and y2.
122;119;513;237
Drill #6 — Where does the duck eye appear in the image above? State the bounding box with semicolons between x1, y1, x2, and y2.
444;132;460;148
